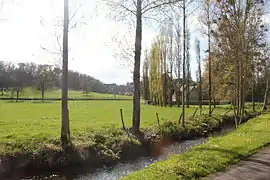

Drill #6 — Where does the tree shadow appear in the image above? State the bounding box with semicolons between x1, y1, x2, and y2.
194;147;245;159
194;143;270;164
4;100;25;103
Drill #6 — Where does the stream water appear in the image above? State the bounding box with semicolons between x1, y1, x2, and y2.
16;125;235;180
22;138;207;180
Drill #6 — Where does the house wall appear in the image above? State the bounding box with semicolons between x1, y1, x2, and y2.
171;88;199;103
189;89;199;101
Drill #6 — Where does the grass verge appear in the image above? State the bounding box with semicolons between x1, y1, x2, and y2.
121;112;270;180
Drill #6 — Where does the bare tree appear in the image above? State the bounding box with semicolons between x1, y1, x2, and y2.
61;0;70;147
186;29;191;108
174;15;182;107
35;65;55;102
206;0;212;116
262;67;269;113
143;49;150;100
181;0;186;126
104;0;182;133
195;38;202;114
168;22;174;107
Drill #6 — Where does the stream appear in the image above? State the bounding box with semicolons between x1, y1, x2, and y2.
18;126;234;180
22;138;207;180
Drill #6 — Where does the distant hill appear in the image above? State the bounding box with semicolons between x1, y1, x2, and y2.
0;61;133;96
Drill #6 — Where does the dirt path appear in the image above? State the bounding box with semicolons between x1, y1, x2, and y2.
202;147;270;180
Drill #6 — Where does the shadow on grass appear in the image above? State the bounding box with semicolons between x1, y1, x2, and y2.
194;147;245;159
4;100;25;103
194;141;270;162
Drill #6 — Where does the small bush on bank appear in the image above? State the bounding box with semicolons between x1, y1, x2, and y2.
157;121;185;139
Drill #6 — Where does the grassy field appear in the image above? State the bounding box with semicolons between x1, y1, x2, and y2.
121;112;270;180
1;87;131;99
0;100;229;155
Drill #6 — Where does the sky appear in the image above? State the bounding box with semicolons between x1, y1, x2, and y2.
0;0;268;85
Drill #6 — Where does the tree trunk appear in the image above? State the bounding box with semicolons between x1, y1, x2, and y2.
182;0;186;126
207;0;212;116
186;30;190;108
61;0;70;147
163;75;167;107
132;0;142;133
176;16;181;108
262;69;269;113
252;75;255;112
236;59;240;118
197;39;202;114
168;88;172;107
252;61;255;112
199;80;202;115
169;28;173;108
176;89;180;107
186;82;190;108
143;56;149;101
239;57;245;124
163;49;167;107
41;83;45;103
16;89;19;102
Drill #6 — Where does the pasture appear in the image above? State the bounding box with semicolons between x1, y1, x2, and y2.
0;100;229;154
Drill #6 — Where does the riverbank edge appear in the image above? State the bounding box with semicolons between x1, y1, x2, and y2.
0;111;259;178
121;112;270;180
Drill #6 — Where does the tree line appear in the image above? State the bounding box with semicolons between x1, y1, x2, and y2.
141;0;269;127
0;61;109;98
201;0;269;125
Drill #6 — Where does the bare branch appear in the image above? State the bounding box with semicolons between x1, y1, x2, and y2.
132;0;137;8
69;4;82;23
142;0;182;14
40;45;61;55
186;3;201;18
101;0;136;15
186;0;197;8
143;15;164;23
55;33;62;54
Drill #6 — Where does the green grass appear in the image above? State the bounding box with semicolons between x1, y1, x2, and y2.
121;113;270;180
0;100;228;156
1;87;131;99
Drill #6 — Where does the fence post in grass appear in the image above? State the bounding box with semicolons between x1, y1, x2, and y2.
120;108;126;131
222;108;232;116
178;112;183;124
156;112;160;126
210;106;215;115
192;107;198;118
120;109;132;142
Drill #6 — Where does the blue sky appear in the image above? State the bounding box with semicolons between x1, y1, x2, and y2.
0;0;268;85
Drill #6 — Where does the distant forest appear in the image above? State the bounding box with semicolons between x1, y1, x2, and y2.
0;61;133;95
